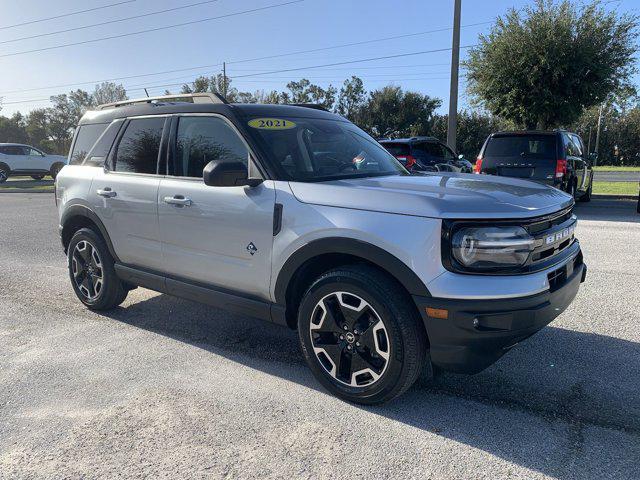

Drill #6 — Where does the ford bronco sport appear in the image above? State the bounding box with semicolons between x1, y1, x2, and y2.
56;93;586;404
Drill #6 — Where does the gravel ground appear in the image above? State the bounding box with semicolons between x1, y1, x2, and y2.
0;194;639;479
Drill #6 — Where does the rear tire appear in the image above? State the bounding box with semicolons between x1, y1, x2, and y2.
0;163;9;183
68;228;127;310
297;265;427;404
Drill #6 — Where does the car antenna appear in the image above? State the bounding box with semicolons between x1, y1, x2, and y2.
144;88;150;98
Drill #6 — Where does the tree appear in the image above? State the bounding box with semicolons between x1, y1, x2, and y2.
181;74;239;102
358;85;441;138
92;82;127;105
285;79;337;110
465;0;638;129
47;89;93;153
432;111;512;158
336;76;366;121
0;113;29;144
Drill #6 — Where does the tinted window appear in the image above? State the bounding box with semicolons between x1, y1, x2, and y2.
173;116;248;177
0;145;27;155
381;143;410;156
69;123;109;165
251;117;406;181
29;147;44;156
485;135;556;159
114;117;165;174
84;121;122;166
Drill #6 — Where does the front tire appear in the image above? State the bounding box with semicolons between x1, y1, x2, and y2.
50;162;64;180
297;265;427;404
31;174;45;180
68;228;127;310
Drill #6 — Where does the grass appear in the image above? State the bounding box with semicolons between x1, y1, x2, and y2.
592;166;640;172
592;181;638;196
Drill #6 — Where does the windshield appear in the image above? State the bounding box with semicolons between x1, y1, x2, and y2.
248;116;408;181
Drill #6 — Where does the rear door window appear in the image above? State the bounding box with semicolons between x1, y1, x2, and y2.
69;123;109;165
113;117;165;174
485;135;556;159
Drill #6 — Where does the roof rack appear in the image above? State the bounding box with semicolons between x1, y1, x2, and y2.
97;92;228;110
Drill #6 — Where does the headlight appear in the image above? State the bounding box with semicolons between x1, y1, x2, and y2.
451;226;535;271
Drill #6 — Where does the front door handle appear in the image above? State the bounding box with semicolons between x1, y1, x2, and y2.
97;188;116;198
163;195;192;207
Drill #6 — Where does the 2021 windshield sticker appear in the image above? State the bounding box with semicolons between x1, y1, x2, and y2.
248;118;297;130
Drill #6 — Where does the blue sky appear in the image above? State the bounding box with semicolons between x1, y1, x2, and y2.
0;0;636;116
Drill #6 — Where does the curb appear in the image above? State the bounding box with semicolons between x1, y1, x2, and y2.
592;194;638;200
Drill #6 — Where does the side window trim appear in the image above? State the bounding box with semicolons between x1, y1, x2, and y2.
106;115;169;176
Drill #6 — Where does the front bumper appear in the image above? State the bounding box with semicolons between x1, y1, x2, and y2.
413;257;586;374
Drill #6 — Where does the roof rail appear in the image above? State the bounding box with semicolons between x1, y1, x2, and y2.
290;103;328;111
97;92;228;110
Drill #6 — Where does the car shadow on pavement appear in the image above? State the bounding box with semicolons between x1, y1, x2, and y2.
574;197;639;223
98;292;640;478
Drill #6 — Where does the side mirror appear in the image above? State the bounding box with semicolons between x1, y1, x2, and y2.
203;160;263;187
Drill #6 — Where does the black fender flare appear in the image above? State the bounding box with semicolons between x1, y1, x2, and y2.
60;204;120;261
274;237;431;305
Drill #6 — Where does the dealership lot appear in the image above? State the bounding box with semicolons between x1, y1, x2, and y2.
0;193;638;479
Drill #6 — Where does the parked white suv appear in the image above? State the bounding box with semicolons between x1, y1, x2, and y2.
56;94;586;404
0;143;67;182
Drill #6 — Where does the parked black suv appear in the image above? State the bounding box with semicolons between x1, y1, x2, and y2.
476;131;593;201
379;137;473;173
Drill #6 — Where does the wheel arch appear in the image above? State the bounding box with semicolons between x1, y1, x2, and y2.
60;205;119;261
274;238;431;329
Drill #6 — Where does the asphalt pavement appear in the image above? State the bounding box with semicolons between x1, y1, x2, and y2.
593;170;640;182
0;194;639;479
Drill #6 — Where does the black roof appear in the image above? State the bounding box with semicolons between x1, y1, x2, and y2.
378;136;440;144
78;102;345;125
491;130;565;137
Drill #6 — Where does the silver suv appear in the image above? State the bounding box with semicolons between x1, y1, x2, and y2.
56;93;586;404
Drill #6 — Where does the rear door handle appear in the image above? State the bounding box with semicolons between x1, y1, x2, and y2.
96;188;116;198
163;195;192;207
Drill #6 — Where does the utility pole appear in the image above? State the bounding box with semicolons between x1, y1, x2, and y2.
222;62;227;98
447;0;462;152
594;103;604;167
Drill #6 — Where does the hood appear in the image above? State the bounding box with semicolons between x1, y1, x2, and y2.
288;173;574;219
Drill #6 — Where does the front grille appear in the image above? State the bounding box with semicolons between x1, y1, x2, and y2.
526;207;577;268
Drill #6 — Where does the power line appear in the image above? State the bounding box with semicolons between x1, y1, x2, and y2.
0;0;223;45
225;21;491;67
0;18;488;95
0;0;305;59
230;46;475;79
121;46;474;91
0;1;136;31
1;46;475;105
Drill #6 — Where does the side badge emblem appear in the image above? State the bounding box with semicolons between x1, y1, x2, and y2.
246;242;258;255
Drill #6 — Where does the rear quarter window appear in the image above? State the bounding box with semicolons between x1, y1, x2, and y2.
69;123;110;165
